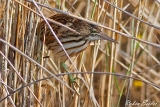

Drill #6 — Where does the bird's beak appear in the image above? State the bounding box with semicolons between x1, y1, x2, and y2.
98;33;118;43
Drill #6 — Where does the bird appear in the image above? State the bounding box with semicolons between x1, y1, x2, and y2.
37;14;117;61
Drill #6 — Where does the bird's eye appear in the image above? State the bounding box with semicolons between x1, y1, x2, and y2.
92;28;97;33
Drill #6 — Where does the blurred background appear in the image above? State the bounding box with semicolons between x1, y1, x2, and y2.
0;0;160;107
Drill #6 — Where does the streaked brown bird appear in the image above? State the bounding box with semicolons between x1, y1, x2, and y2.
37;14;117;61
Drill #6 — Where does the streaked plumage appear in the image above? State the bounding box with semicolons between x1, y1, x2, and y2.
37;14;117;61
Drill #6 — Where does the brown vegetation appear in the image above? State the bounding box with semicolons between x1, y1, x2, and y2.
0;0;160;107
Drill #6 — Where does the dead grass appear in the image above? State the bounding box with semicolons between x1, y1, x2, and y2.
0;0;160;107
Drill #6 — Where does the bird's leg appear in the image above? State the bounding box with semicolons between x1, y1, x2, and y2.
62;62;80;95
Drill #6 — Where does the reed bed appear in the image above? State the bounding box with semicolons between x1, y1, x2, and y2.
0;0;160;107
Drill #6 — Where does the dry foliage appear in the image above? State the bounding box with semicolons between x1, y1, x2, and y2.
0;0;160;107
